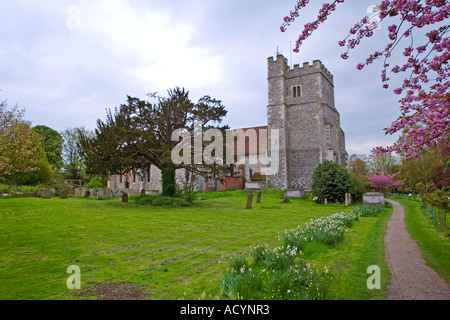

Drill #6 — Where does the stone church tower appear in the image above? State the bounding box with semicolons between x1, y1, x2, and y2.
267;54;347;190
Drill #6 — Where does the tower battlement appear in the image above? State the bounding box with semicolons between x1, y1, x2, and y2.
268;55;334;85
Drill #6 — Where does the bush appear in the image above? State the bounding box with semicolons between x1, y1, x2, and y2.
85;177;103;191
311;161;351;204
131;194;189;207
0;184;9;194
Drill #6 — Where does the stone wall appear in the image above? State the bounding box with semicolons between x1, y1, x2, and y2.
267;54;347;190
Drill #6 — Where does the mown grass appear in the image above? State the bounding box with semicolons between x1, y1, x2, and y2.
393;197;450;283
1;190;357;300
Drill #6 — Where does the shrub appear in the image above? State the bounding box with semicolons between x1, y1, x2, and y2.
85;177;103;191
311;161;351;204
0;184;9;194
151;196;189;207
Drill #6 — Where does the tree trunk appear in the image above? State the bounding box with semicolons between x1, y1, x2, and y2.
161;163;176;197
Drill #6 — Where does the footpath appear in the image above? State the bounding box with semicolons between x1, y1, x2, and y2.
385;199;450;300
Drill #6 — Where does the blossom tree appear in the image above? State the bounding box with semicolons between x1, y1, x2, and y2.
281;0;449;159
366;171;403;194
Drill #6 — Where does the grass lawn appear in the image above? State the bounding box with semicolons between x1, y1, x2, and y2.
393;197;450;283
0;191;390;300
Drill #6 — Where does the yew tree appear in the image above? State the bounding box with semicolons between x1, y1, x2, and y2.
79;87;229;197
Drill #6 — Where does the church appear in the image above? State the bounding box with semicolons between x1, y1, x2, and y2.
107;54;348;194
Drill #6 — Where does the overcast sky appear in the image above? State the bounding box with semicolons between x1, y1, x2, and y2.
0;0;408;155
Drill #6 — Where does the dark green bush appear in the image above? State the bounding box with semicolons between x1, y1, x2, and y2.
311;161;351;204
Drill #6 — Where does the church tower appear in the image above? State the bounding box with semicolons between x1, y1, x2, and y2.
267;54;348;190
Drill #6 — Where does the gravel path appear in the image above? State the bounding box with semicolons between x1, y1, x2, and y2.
385;199;450;300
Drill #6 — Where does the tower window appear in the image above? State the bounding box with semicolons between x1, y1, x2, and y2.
293;86;301;98
147;167;151;183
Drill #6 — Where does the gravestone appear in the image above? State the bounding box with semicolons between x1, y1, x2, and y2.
363;192;384;205
257;191;262;204
41;189;52;198
97;189;105;200
122;193;129;203
61;189;68;199
90;189;96;199
246;193;253;209
34;189;41;198
84;190;90;198
104;188;112;198
324;198;328;205
283;191;290;203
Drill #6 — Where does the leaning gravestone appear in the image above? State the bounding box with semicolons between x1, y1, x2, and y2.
60;189;68;199
122;193;128;203
257;191;262;204
97;189;105;200
246;193;253;209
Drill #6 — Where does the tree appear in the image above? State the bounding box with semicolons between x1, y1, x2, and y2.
368;153;401;174
312;160;351;203
366;172;403;194
399;147;439;189
0;99;42;181
348;154;370;203
281;1;449;159
32;125;64;170
79;87;229;197
62;127;91;180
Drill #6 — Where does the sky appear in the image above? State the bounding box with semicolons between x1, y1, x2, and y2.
0;0;408;156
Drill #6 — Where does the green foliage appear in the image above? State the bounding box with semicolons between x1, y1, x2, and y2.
130;194;189;207
282;212;358;250
85;177;104;190
311;161;351;204
219;211;358;301
32;125;64;170
349;171;370;203
353;204;386;217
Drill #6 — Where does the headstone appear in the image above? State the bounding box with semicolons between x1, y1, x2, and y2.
35;189;41;198
84;190;90;198
122;193;128;203
283;191;290;203
41;189;52;198
97;189;105;200
246;193;253;209
286;189;304;199
363;192;384;205
324;198;328;205
104;188;112;198
90;189;96;199
257;191;262;204
141;189;146;196
61;189;68;199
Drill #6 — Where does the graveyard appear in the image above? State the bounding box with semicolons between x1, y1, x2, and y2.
0;190;395;300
